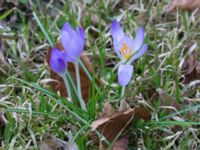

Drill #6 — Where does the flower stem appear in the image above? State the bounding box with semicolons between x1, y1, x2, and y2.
74;60;86;111
121;86;126;98
119;86;126;110
61;73;72;101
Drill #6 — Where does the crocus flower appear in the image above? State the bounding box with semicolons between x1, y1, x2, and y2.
111;20;148;87
50;48;68;75
61;23;85;62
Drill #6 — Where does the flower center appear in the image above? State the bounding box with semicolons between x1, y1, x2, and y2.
120;43;133;60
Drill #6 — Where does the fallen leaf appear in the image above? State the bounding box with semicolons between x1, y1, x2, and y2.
91;104;134;148
164;0;200;12
46;42;94;102
134;107;151;121
111;136;129;150
39;135;78;150
181;41;200;84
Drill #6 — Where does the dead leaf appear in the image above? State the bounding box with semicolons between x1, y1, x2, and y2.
181;41;200;84
111;136;129;150
39;135;78;150
91;106;134;148
134;107;151;121
46;42;94;102
164;0;200;12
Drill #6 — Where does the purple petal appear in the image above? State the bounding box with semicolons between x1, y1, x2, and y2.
130;44;148;61
77;26;84;41
118;64;133;87
61;23;84;62
61;23;76;36
111;20;124;42
62;22;71;31
50;48;67;74
60;50;71;62
134;27;144;51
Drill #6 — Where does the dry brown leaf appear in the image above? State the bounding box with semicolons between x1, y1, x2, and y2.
134;107;151;121
181;42;200;84
111;136;129;150
46;42;93;102
164;0;200;12
91;106;134;148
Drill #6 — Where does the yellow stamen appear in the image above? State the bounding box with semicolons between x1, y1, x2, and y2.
120;43;132;60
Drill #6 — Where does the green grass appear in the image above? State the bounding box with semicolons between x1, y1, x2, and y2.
0;0;200;149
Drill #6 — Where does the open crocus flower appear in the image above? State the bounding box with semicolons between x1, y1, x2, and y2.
61;22;85;62
111;20;148;87
50;48;68;75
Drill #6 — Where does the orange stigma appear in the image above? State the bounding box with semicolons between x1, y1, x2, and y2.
120;43;133;60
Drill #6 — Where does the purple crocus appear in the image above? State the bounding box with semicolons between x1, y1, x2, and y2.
111;20;148;87
61;23;85;62
50;48;68;75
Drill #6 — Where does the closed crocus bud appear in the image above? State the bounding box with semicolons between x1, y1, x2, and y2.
61;23;85;62
50;48;68;75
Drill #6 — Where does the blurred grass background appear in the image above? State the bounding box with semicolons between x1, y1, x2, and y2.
0;0;200;149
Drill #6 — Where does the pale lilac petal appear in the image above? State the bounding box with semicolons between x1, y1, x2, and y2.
111;20;124;42
118;64;133;87
134;27;144;51
130;44;148;61
50;48;67;74
113;40;121;58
